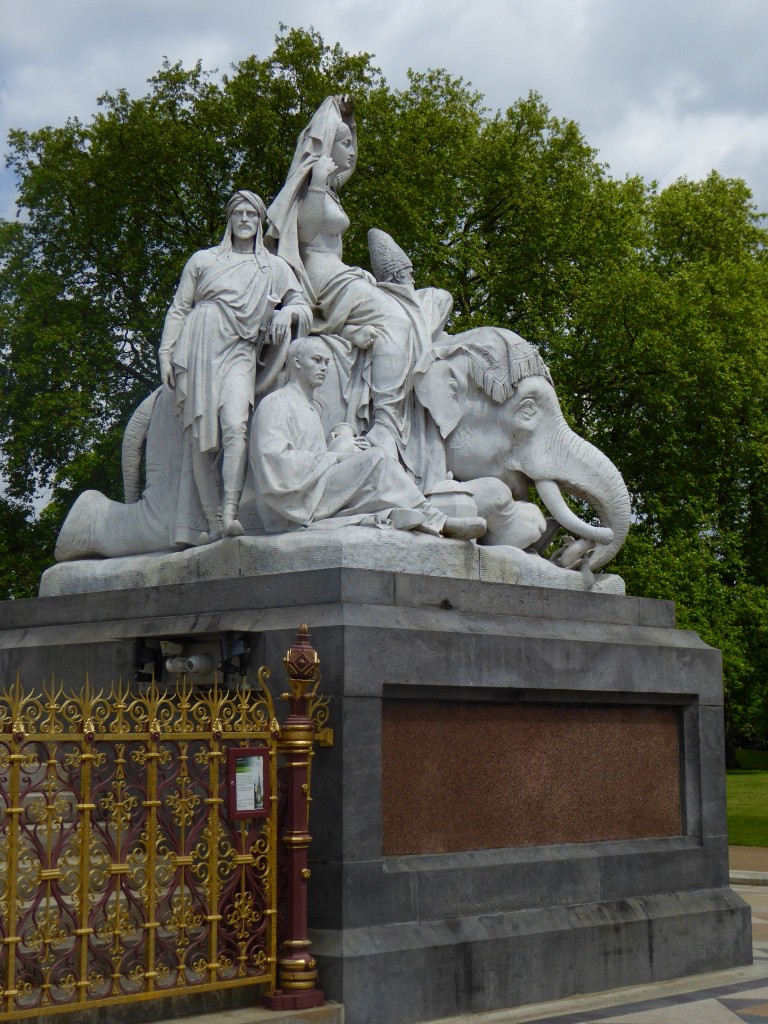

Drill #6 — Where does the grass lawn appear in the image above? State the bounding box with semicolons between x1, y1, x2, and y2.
726;749;768;847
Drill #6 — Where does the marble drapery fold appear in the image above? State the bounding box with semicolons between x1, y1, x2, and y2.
251;386;444;534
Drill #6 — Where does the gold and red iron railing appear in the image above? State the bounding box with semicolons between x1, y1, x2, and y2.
0;624;330;1020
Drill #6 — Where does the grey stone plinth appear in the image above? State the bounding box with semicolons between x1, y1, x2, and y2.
0;568;750;1024
38;530;625;597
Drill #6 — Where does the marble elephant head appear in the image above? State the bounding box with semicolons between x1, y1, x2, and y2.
412;328;631;570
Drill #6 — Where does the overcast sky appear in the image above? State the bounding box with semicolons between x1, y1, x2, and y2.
2;0;768;220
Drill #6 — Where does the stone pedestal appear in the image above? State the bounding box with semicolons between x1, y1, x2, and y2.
0;559;751;1024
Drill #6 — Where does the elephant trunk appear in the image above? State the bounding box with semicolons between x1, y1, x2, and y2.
531;423;631;571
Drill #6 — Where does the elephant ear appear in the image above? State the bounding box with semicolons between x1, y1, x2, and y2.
413;347;469;439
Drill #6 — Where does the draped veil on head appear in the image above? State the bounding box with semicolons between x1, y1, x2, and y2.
265;96;357;277
218;189;268;266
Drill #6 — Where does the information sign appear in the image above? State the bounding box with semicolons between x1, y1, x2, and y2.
227;746;270;819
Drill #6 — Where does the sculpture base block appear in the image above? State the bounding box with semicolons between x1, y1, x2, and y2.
0;567;749;1024
39;528;625;597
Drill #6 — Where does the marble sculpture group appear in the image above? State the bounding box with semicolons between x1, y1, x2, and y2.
54;95;631;583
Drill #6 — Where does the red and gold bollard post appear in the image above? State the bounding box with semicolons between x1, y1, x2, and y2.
263;624;325;1010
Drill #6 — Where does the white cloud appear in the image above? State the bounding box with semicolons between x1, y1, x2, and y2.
601;103;768;208
1;0;767;216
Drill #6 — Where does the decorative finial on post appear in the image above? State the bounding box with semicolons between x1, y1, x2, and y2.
263;625;325;1011
283;624;320;701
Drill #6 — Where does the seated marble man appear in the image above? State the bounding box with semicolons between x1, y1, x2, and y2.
250;336;487;540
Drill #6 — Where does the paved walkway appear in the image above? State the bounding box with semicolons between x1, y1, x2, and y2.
730;847;768;873
731;846;768;886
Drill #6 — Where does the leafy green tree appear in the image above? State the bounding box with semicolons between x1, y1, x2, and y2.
2;27;768;751
0;29;383;507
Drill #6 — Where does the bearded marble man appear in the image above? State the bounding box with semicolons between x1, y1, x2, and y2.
251;336;487;539
158;190;312;543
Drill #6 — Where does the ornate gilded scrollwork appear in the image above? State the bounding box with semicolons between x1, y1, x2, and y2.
0;664;284;1020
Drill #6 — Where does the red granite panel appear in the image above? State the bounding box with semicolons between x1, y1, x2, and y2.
381;701;682;856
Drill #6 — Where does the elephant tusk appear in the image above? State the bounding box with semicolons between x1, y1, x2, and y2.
535;480;614;546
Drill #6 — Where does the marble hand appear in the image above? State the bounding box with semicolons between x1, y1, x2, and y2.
312;155;339;186
159;351;175;390
269;308;294;345
354;326;378;351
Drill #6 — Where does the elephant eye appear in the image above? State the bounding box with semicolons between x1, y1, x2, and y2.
519;399;536;418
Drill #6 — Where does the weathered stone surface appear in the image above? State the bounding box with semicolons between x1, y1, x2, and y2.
0;569;749;1024
39;530;625;597
310;890;750;1023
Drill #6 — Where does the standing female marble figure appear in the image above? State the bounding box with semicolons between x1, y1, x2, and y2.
158;190;311;543
266;97;430;464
